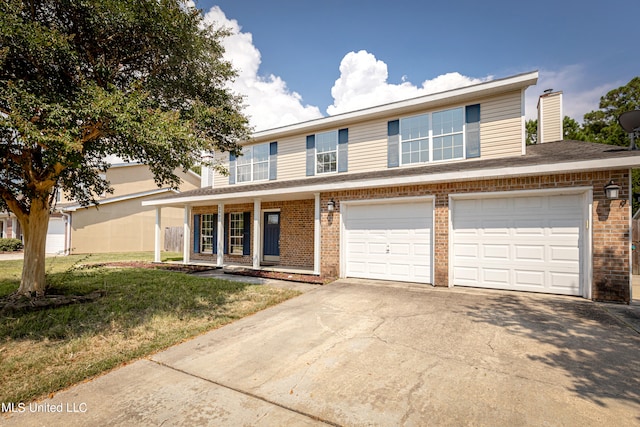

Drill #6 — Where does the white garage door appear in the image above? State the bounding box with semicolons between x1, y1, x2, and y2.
344;200;432;283
452;193;584;296
46;218;66;254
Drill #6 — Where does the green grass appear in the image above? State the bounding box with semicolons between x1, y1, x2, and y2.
0;252;299;404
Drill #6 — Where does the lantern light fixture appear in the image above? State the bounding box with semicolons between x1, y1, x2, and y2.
604;180;621;200
327;199;336;212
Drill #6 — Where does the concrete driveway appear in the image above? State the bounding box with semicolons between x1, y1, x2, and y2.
4;279;640;426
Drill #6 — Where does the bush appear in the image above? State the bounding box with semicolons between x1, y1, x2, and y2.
0;238;23;252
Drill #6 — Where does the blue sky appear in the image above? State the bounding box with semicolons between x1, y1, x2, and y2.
195;0;638;131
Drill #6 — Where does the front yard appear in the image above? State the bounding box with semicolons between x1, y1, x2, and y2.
0;252;299;404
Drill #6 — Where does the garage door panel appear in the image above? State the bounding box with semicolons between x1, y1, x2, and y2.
515;270;545;287
550;245;580;262
514;245;545;261
414;243;431;257
455;243;478;258
482;268;510;285
46;218;65;254
483;244;509;260
549;272;580;290
454;266;479;281
345;201;432;284
452;193;584;296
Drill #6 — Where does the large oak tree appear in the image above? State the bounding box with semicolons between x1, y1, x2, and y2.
0;0;250;296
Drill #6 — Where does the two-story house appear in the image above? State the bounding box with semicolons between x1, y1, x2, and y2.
144;71;640;303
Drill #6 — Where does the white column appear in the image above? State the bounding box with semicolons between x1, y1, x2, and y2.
216;203;224;267
154;207;161;263
314;193;321;275
253;198;261;269
183;205;191;264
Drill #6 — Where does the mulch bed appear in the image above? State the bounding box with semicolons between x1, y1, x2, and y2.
229;269;330;285
82;261;215;273
0;290;105;315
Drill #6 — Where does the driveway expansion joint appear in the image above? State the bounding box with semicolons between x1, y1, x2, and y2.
148;358;341;427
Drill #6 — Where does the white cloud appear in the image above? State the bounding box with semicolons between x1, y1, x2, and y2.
200;6;322;131
327;50;490;115
524;64;623;122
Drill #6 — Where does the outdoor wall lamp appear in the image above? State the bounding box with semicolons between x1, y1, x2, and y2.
604;180;621;200
327;199;336;212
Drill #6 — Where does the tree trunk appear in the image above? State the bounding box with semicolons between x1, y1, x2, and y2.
16;200;50;297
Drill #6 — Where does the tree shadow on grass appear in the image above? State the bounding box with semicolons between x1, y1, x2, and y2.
0;268;255;341
462;292;640;415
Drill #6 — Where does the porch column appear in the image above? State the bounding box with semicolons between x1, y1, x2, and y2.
154;207;161;263
314;192;321;275
216;203;224;267
183;205;191;264
253;198;261;269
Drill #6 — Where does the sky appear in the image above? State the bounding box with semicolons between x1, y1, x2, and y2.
194;0;638;132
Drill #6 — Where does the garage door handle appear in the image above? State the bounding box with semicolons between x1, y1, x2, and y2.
386;245;390;254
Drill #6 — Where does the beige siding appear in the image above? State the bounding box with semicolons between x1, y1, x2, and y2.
209;90;525;186
277;135;306;180
70;195;186;253
538;92;563;143
348;120;388;173
479;91;523;158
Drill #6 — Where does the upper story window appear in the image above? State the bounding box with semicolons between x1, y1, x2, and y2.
229;142;277;185
316;131;338;174
306;129;348;176
236;143;270;183
400;107;465;165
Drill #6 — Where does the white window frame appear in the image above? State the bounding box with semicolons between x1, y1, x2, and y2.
400;106;466;166
201;213;215;253
315;130;338;174
236;143;269;183
229;212;244;255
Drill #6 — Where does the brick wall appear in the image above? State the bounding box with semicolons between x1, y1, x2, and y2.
190;199;314;269
263;200;314;268
320;170;630;302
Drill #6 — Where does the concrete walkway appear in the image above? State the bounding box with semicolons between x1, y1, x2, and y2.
3;279;639;426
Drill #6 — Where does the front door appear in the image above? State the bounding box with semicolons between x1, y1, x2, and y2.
263;212;280;263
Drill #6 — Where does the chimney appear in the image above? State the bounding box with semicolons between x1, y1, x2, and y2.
200;151;214;188
537;89;563;143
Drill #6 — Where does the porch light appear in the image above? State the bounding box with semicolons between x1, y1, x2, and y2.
604;180;621;200
327;199;336;212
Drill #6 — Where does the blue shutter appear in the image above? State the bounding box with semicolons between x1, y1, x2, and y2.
465;104;481;159
193;214;200;253
306;135;315;176
338;128;348;173
229;153;236;184
387;120;400;168
269;142;277;180
212;214;218;254
223;213;229;254
242;212;251;256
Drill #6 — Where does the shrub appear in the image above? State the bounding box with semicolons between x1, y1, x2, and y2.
0;238;23;252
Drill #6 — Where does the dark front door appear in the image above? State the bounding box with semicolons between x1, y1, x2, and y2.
263;212;280;262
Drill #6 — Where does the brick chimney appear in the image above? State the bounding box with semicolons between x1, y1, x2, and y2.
537;90;563;143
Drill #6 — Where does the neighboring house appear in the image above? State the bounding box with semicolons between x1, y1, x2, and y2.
0;211;21;241
144;71;640;303
49;163;201;254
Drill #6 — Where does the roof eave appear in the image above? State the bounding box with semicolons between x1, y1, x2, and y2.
142;155;638;208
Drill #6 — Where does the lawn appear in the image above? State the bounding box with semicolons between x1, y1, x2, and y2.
0;252;300;404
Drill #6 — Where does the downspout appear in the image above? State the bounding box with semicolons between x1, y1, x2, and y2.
61;212;71;256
